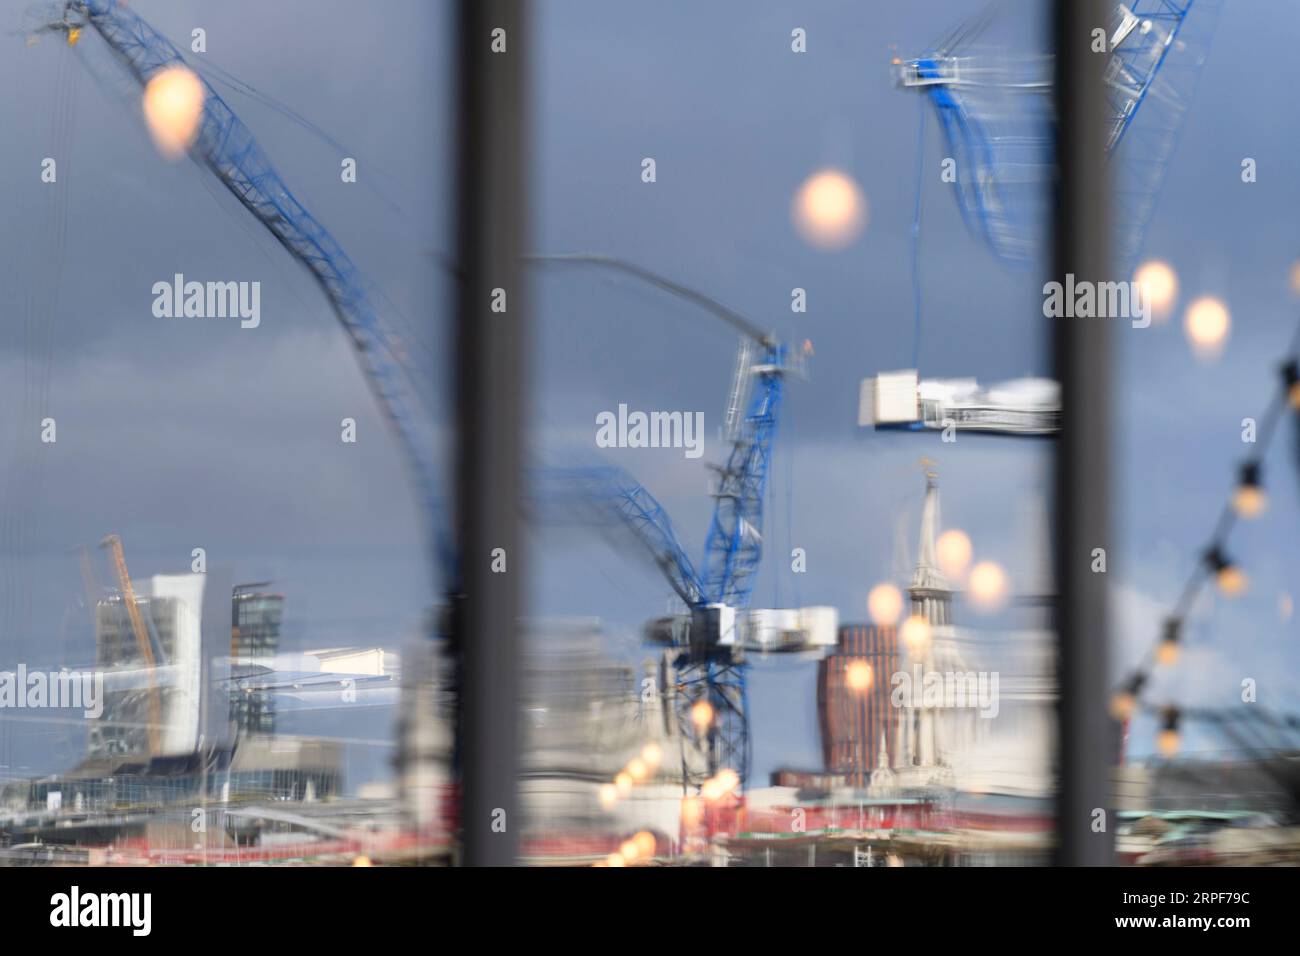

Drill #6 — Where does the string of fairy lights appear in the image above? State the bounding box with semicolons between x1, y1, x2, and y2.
1109;318;1300;756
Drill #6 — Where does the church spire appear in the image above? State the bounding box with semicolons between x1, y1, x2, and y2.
868;729;898;796
909;469;952;626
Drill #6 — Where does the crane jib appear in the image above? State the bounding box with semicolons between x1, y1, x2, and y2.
72;0;450;581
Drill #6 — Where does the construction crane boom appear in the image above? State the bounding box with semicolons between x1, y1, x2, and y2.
537;466;705;607
100;534;162;757
59;0;449;582
896;0;1214;268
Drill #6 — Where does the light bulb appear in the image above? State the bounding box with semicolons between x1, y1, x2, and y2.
690;700;714;731
845;659;873;692
142;65;205;160
641;742;663;768
868;583;903;626
1232;463;1266;518
1134;260;1179;321
792;169;868;250
901;614;931;655
968;561;1009;612
1109;691;1137;722
936;529;973;581
1184;296;1230;359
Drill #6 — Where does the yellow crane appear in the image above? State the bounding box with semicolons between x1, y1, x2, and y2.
99;534;162;757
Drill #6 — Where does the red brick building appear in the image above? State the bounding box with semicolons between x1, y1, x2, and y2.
817;624;899;787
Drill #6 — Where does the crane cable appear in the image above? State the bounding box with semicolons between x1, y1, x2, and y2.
910;96;926;370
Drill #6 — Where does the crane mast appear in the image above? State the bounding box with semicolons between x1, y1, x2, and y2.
702;342;786;609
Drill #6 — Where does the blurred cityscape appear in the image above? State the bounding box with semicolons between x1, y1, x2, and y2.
2;0;1298;870
3;469;1297;866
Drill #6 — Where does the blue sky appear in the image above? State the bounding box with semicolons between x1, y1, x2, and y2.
1;0;1297;788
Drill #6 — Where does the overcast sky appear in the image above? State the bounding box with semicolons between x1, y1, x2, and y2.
2;0;1298;788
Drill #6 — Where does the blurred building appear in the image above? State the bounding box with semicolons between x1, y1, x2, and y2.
230;583;283;735
12;734;341;818
520;621;683;862
1115;755;1300;819
769;768;852;789
89;573;206;759
818;625;899;787
395;615;454;843
225;641;400;797
394;618;693;862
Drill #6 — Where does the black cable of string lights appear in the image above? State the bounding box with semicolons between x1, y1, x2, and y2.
1133;699;1300;773
1109;319;1300;749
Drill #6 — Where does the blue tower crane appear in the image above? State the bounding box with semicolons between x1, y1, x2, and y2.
869;2;1216;442
530;255;799;790
896;0;1215;269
